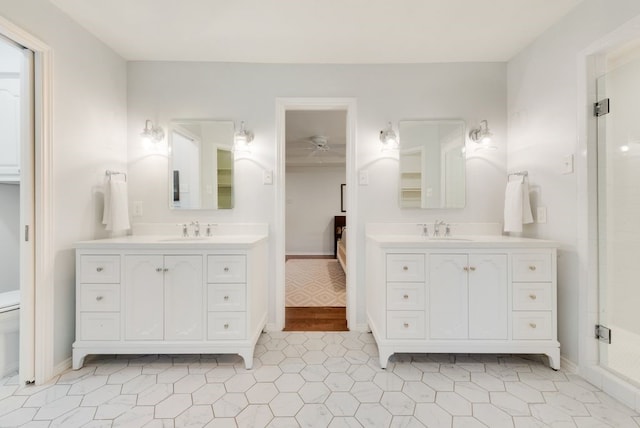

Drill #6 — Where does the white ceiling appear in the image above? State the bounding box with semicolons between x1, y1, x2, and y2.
49;0;583;63
286;110;346;167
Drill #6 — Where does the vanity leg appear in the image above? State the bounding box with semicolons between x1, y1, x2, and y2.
72;350;87;370
239;350;254;370
378;347;393;369
547;349;561;371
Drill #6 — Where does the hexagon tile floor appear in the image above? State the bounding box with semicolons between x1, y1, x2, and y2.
1;332;639;427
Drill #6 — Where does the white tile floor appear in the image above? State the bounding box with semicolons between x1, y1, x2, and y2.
1;331;639;427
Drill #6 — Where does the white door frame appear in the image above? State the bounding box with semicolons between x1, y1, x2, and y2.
0;16;54;385
275;98;358;331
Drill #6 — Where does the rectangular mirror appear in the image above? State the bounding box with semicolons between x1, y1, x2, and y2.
169;119;234;209
399;120;466;208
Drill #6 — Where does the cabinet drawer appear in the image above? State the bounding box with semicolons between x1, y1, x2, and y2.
512;312;552;340
80;255;120;283
387;254;425;282
386;311;425;339
512;254;552;282
207;312;246;340
387;283;425;311
207;256;246;283
80;313;120;341
80;284;120;312
208;284;246;311
513;283;552;311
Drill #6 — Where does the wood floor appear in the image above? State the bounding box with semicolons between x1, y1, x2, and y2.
284;255;348;331
284;307;348;331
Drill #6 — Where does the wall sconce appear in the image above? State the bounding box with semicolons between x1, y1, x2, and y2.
468;120;493;145
141;119;165;142
234;121;254;153
379;122;399;150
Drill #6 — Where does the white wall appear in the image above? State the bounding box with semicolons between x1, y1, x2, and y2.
286;165;346;255
507;0;640;364
127;61;507;326
0;184;19;293
0;1;128;368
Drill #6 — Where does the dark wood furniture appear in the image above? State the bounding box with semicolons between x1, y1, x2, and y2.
334;215;346;258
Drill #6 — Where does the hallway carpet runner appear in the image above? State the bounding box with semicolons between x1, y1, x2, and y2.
285;258;346;307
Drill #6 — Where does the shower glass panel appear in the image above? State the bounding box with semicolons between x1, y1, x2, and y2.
597;56;640;386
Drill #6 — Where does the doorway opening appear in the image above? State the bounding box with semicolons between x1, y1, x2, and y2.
283;110;348;331
0;34;34;383
274;98;357;332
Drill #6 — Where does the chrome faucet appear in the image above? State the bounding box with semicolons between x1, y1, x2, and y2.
205;223;216;237
191;221;201;237
417;223;429;237
179;223;189;237
433;220;445;237
444;223;451;237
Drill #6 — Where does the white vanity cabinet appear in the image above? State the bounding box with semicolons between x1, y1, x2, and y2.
73;234;268;370
366;235;559;370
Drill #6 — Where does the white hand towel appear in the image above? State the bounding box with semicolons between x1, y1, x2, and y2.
102;175;111;226
103;176;130;231
504;176;534;233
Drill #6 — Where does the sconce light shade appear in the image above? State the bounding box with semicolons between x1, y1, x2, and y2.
379;122;399;149
234;121;254;153
469;120;493;145
141;119;165;143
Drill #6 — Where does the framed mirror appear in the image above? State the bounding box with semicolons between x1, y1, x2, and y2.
169;119;234;209
398;120;466;208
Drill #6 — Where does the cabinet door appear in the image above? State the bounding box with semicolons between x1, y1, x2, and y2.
468;254;508;339
125;255;164;340
164;255;203;340
429;254;468;339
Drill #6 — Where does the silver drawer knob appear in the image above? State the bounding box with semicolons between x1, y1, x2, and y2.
469;266;476;271
463;266;469;272
403;322;409;328
224;267;230;272
403;294;409;300
402;266;408;271
224;295;229;301
529;322;537;329
156;268;163;272
224;323;229;329
529;265;537;271
163;268;169;272
529;294;537;300
96;267;104;272
96;296;104;301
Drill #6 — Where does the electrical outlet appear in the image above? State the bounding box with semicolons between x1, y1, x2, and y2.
358;170;369;186
133;201;143;217
263;170;273;185
537;207;547;224
562;154;574;174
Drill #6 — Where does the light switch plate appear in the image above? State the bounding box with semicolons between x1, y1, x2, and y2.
562;154;574;174
359;170;369;186
133;201;143;217
537;207;547;224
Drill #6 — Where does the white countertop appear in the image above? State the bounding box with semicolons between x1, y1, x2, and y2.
367;234;558;249
75;234;268;249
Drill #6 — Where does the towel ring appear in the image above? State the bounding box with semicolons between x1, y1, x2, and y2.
105;170;127;182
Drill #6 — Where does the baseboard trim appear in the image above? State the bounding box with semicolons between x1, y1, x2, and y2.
53;357;71;376
265;323;278;332
561;356;578;373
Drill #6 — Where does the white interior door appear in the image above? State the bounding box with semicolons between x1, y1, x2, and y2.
19;46;35;385
596;54;640;384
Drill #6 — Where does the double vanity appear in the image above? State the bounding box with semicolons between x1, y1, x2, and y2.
366;224;560;370
72;225;268;370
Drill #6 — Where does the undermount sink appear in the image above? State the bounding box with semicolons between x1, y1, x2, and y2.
159;236;216;242
428;237;473;241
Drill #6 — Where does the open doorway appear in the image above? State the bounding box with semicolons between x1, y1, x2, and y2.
283;110;348;331
0;34;34;383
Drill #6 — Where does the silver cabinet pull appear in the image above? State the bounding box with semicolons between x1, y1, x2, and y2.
96;296;103;301
224;295;229;301
469;266;476;271
96;267;104;272
403;294;409;300
529;294;537;300
156;268;163;272
403;322;409;328
463;266;469;272
529;265;537;271
163;268;169;272
402;266;408;271
224;267;230;272
224;323;229;329
529;322;537;329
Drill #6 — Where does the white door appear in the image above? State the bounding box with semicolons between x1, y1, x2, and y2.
468;254;508;339
429;254;468;339
164;255;203;340
125;255;164;340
